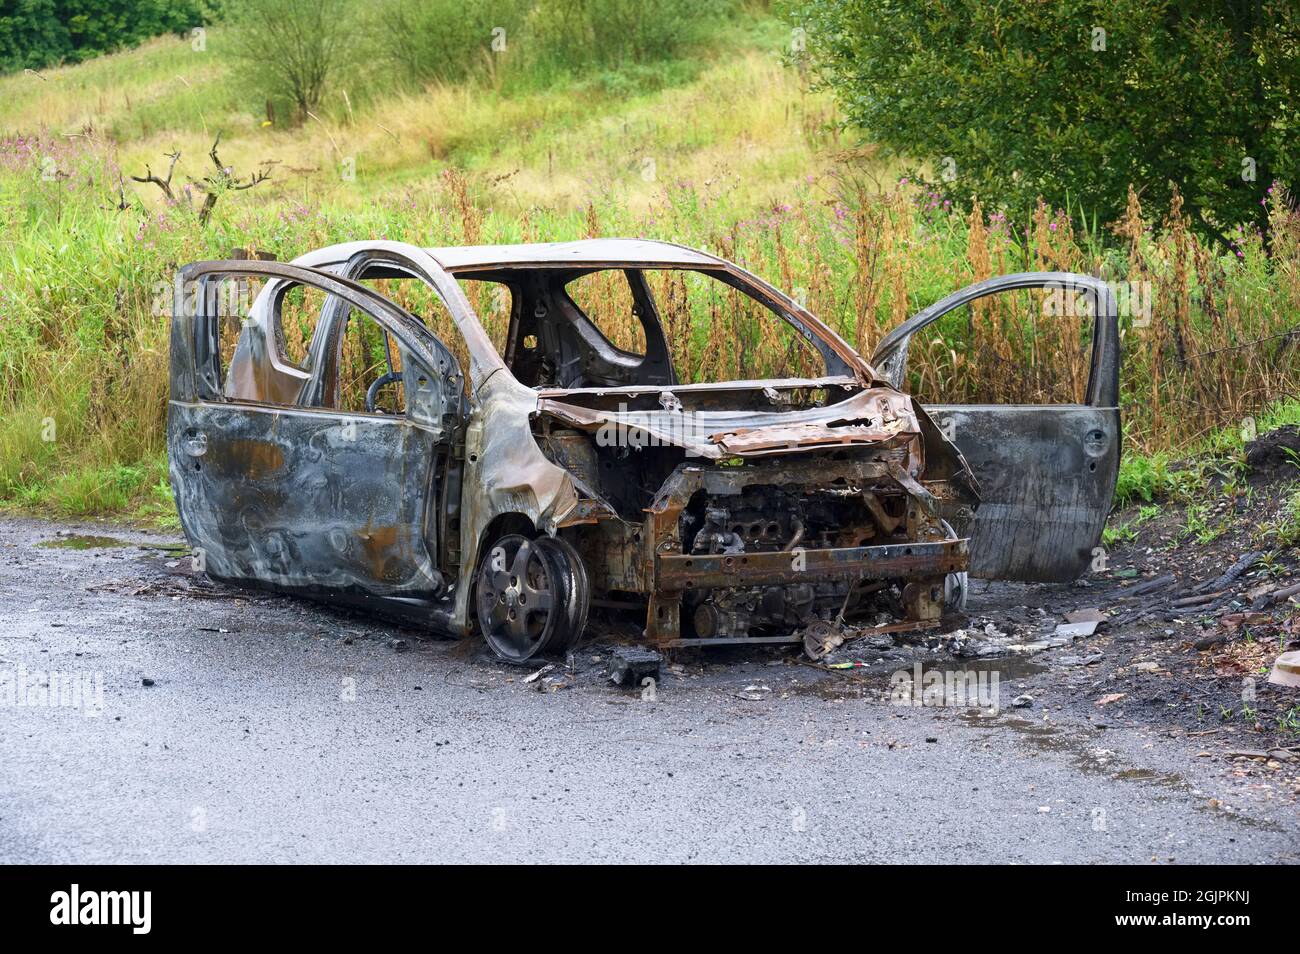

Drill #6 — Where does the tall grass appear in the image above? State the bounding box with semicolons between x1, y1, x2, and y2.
2;129;1298;518
370;0;729;90
0;20;823;210
225;0;737;121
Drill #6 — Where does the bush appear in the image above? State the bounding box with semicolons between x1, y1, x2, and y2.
225;0;354;122
373;0;531;86
786;0;1300;241
370;0;731;91
529;0;725;76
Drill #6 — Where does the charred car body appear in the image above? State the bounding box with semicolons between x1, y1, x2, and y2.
167;239;1120;662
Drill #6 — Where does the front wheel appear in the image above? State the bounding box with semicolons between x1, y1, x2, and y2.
475;535;565;663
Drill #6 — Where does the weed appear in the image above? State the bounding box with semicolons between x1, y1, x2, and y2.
1103;503;1162;547
1256;487;1300;550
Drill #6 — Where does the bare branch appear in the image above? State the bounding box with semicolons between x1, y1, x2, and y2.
189;133;275;225
207;130;226;175
126;135;272;226
129;150;181;202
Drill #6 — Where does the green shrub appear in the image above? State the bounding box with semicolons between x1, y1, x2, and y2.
225;0;355;122
372;0;531;86
529;0;726;77
369;0;732;92
0;0;215;74
786;0;1300;241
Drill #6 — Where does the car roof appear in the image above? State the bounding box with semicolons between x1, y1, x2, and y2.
276;238;871;380
287;238;726;274
425;239;724;271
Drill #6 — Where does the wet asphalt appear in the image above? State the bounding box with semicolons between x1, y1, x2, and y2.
0;517;1296;864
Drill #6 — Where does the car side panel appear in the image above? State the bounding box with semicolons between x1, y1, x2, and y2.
168;400;443;597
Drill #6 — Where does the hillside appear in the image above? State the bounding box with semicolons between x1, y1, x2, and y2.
0;19;845;211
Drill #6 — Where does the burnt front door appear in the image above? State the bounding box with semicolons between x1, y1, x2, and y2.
872;273;1121;582
167;260;464;599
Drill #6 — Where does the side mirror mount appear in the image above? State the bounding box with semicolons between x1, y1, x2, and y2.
402;341;465;440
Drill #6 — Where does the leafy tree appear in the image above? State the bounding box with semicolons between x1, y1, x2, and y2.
0;1;64;71
0;0;212;73
226;0;352;122
787;0;1300;242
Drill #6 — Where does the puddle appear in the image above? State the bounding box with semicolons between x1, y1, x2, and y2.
137;542;191;555
1113;767;1176;783
786;677;873;701
38;534;129;550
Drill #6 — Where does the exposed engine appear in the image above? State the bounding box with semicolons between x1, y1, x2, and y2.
679;482;921;638
531;380;975;646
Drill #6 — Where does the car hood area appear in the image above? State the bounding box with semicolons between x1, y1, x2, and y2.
535;377;974;480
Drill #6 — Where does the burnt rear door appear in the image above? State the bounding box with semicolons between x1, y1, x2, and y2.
871;273;1121;582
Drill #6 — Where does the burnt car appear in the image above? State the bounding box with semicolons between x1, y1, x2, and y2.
167;239;1119;662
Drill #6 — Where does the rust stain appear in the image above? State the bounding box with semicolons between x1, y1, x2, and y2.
358;524;404;582
229;439;285;480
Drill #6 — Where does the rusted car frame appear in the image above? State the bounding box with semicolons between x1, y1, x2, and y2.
167;240;1120;662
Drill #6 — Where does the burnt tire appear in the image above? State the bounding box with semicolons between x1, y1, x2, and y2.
475;534;567;664
536;536;590;654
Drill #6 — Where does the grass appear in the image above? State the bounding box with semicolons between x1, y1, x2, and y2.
2;13;1300;522
0;17;832;213
1102;503;1161;547
1258;487;1300;549
1179;502;1229;546
1115;398;1300;508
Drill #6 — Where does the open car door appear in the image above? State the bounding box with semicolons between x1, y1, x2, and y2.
168;259;465;600
871;273;1121;583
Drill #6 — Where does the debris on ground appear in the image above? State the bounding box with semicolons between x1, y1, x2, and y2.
1269;651;1300;688
1057;652;1105;667
523;664;555;684
1064;607;1108;625
800;617;936;661
1054;620;1100;638
608;646;662;687
800;619;847;660
807;606;1112;669
1040;424;1300;758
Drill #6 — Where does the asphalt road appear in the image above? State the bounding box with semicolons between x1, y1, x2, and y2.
1;517;1295;864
